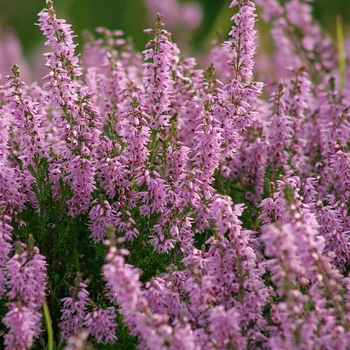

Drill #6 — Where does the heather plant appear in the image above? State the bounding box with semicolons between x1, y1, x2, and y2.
1;0;350;349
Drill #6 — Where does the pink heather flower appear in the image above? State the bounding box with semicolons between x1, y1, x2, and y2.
192;111;223;187
84;307;117;344
262;223;307;296
225;0;259;81
114;208;139;242
142;13;177;130
260;174;350;347
6;65;49;169
284;0;337;73
0;109;27;215
0;217;13;297
2;0;350;348
88;199;117;243
182;253;216;323
96;152;129;199
103;241;197;349
256;0;337;77
82;36;128;124
143;276;182;319
137;170;169;217
3;302;41;350
18;169;38;209
322;104;350;157
166;142;190;182
208;1;263;168
266;83;293;172
263;221;349;348
208;39;236;83
175;170;203;213
119;95;151;171
6;244;47;310
103;245;141;308
59;282;90;340
171;57;203;149
259;173;304;225
317;205;350;269
37;1;81;78
229;136;267;205
302;176;319;205
282;67;313;172
168;322;199;350
66;156;96;216
3;242;47;348
208;306;246;349
207;195;270;345
218;79;263;132
209;195;245;236
330;148;350;201
315;93;348;194
38;1;102;216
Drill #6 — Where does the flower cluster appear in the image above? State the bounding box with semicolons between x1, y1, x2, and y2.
1;0;350;349
3;240;47;349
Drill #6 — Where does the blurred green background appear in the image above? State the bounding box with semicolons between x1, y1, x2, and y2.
0;0;349;56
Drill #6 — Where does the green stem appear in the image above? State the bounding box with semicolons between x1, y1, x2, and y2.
149;129;160;165
43;299;54;350
336;15;346;90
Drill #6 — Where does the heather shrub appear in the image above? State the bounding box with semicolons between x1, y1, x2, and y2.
1;0;350;349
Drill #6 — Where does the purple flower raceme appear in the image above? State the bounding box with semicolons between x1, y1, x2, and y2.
207;306;246;350
323;104;350;201
213;0;263;171
266;83;293;175
226;0;258;81
284;0;337;73
82;28;129;125
102;238;198;350
205;195;270;347
84;307;117;344
260;174;350;348
143;274;183;320
6;244;47;309
119;93;151;172
317;204;350;270
3;303;41;350
38;0;102;216
59;282;90;340
229;133;267;205
0;217;12;297
142;14;177;131
192;111;223;195
3;240;47;350
0;102;27;215
2;0;350;348
88;198;118;243
172;57;203;150
256;0;337;79
94;135;128;199
271;67;313;174
5;65;49;169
